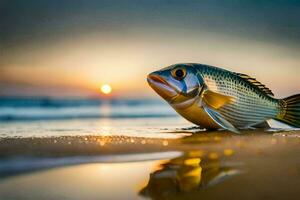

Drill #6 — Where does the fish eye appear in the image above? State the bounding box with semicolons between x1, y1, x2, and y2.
171;67;187;80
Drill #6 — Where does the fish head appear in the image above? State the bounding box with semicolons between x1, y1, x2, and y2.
147;64;204;109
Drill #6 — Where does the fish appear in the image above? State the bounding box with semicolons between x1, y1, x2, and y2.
147;63;300;133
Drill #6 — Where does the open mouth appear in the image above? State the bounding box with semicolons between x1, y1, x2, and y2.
147;73;177;100
147;74;169;86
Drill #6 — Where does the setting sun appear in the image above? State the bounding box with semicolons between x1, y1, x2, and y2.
101;84;112;95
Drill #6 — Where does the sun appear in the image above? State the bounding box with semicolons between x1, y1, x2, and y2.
100;84;112;95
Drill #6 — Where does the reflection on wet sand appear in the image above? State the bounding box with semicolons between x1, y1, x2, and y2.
140;150;241;199
0;131;300;200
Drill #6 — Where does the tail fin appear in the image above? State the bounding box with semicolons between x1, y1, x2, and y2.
276;94;300;127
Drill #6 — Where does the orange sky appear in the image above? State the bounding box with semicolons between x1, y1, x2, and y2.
1;1;300;98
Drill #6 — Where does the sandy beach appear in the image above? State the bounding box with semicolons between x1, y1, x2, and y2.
1;125;300;200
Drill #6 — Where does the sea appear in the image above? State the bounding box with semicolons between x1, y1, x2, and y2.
0;97;177;121
0;97;189;138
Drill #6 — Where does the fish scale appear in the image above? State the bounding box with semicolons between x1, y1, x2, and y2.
199;66;279;128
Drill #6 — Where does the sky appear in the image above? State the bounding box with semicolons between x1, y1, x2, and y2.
0;0;300;98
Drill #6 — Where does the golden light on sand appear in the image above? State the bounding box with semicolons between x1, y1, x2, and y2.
100;84;112;95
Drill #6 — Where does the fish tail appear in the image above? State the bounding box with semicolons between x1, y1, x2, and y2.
276;94;300;127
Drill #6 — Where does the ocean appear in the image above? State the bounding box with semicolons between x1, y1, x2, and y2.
0;97;177;121
0;97;191;139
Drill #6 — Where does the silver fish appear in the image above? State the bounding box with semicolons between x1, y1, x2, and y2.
147;63;300;133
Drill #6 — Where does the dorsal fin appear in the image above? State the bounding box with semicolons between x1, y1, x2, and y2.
236;73;274;96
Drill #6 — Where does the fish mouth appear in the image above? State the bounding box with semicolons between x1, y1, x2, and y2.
147;73;177;100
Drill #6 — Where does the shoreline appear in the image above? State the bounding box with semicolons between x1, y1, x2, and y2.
1;130;299;158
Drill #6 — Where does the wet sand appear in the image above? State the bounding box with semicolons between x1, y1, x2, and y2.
0;130;300;200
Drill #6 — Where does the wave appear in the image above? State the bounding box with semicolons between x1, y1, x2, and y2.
0;97;177;121
0;97;163;108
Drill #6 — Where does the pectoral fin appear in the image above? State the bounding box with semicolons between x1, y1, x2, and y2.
203;106;240;134
202;90;234;109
